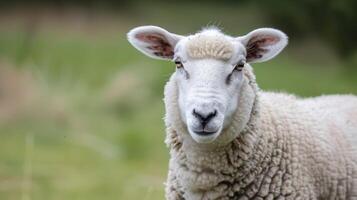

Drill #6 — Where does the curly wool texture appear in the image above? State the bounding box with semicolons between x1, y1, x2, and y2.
163;66;357;199
186;31;234;61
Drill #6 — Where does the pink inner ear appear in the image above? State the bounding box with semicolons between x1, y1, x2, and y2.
246;35;280;61
249;35;280;47
135;33;174;58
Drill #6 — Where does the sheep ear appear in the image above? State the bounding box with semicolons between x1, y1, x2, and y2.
237;28;288;63
127;26;184;60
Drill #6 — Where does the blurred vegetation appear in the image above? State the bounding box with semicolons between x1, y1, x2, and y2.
254;0;357;58
1;0;356;58
0;2;356;200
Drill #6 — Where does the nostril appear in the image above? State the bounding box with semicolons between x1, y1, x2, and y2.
192;109;217;125
192;109;204;121
207;110;217;120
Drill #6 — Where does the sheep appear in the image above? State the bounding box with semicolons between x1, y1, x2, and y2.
127;25;357;200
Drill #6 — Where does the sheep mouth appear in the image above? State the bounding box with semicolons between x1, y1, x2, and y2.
189;128;221;143
193;130;217;136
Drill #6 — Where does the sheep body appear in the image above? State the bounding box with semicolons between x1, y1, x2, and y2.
126;25;357;200
164;66;357;200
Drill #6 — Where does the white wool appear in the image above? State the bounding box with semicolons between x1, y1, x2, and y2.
163;66;357;199
186;30;234;60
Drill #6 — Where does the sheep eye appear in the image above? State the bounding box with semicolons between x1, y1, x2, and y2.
226;60;245;84
175;61;183;69
234;61;245;71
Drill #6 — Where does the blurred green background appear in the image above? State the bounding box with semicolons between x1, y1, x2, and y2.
0;1;356;200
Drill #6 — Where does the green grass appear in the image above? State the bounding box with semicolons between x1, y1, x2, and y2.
0;30;171;199
0;10;356;200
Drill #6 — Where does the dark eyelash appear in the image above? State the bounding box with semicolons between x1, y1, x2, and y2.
174;61;189;79
175;61;183;68
226;61;245;84
235;62;245;71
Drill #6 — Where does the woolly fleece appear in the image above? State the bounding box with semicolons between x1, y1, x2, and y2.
163;65;357;200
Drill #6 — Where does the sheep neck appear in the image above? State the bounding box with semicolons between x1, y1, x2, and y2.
166;70;276;193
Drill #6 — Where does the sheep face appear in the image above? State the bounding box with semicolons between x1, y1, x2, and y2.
128;26;288;143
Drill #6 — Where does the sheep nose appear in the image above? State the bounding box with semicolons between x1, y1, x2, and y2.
192;109;217;127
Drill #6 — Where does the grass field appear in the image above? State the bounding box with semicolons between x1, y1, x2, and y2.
0;6;356;200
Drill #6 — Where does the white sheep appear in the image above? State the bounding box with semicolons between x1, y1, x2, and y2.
127;25;357;200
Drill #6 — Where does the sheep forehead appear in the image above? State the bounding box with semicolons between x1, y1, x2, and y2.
185;29;234;61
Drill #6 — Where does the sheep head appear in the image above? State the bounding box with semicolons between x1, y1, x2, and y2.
127;26;288;144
